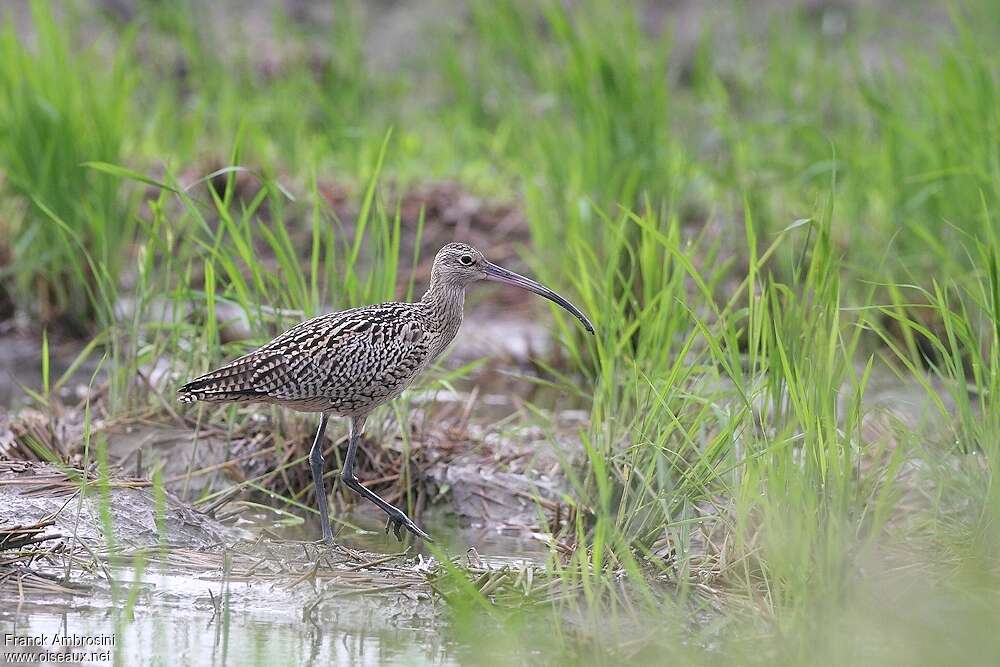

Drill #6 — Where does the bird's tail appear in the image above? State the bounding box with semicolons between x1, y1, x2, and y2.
177;358;263;404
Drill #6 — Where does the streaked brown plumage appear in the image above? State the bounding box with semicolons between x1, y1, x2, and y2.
179;242;594;543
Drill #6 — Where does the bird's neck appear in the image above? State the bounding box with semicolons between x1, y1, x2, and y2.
420;278;466;334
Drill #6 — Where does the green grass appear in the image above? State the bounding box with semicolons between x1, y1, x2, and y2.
0;1;135;329
2;0;1000;664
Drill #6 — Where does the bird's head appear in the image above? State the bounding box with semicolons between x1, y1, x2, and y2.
432;242;489;285
430;242;595;334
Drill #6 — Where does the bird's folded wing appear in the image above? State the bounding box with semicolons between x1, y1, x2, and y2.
252;307;426;401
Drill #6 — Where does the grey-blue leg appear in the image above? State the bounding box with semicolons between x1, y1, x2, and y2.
308;412;334;544
341;415;432;542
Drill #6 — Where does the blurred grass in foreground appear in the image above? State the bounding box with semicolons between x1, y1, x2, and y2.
1;0;999;663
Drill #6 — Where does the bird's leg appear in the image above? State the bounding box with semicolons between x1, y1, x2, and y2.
308;412;334;545
341;415;432;542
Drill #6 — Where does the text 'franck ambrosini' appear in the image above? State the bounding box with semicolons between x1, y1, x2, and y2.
4;633;117;647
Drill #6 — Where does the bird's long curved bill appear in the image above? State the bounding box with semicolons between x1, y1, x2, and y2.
484;262;595;334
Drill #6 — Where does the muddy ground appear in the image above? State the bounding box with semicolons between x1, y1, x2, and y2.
0;459;572;664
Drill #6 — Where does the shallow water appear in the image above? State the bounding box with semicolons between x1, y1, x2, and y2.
0;506;544;667
282;507;550;563
4;594;450;666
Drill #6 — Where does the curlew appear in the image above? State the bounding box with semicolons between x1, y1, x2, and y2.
178;243;594;543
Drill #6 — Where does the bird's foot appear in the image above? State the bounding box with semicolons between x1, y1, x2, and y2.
313;525;335;547
385;511;433;542
316;535;335;547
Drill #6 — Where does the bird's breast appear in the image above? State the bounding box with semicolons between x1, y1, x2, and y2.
424;312;462;363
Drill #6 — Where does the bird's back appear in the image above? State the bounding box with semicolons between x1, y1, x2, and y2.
178;301;446;415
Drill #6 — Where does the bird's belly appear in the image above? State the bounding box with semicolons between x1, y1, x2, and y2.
332;379;417;415
273;377;416;415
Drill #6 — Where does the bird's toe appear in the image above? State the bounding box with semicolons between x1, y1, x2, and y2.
385;516;404;541
384;513;431;542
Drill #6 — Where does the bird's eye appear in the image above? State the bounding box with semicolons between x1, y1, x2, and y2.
459;254;474;266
